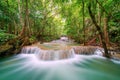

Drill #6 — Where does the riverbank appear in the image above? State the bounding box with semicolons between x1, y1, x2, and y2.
0;36;37;57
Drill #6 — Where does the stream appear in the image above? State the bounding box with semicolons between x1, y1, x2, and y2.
0;40;120;80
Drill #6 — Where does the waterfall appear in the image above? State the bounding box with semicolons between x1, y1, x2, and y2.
73;46;104;56
20;45;118;61
36;49;75;61
20;46;75;61
21;46;41;54
94;49;104;56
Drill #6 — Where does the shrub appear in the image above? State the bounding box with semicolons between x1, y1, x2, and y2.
0;32;16;45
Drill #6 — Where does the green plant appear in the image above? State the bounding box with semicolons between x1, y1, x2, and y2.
29;36;37;43
0;32;16;45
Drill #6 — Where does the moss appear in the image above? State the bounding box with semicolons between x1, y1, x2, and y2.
0;44;13;57
0;44;13;53
0;35;38;57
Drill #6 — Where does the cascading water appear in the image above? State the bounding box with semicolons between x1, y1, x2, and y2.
21;46;41;54
21;46;75;61
37;49;75;61
0;43;120;80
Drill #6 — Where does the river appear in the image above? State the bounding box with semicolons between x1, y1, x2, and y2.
0;41;120;80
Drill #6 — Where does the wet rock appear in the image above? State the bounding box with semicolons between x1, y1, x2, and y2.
72;46;103;55
0;44;13;57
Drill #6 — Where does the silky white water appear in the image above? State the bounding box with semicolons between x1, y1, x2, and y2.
0;43;120;80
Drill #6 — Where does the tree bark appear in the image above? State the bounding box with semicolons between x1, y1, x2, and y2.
6;0;11;33
88;3;110;58
20;0;29;37
104;17;109;46
18;0;24;27
82;0;85;45
97;3;102;46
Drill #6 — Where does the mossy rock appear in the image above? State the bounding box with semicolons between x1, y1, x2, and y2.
0;36;37;57
0;44;13;52
0;44;13;56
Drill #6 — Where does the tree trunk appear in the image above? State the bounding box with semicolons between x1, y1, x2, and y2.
104;17;109;46
13;20;17;35
98;2;101;27
88;3;110;58
20;0;29;37
98;34;102;46
6;0;11;33
97;3;102;46
82;0;85;45
18;0;24;27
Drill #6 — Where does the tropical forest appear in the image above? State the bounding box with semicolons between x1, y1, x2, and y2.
0;0;120;80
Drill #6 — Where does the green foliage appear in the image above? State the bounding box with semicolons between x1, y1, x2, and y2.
0;29;6;33
43;36;52;42
109;21;120;43
29;36;37;43
105;0;120;43
0;0;120;45
0;31;16;45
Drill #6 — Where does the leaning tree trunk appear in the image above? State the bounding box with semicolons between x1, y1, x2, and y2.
88;3;110;58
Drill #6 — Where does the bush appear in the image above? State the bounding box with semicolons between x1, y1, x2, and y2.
29;36;37;43
0;32;16;45
109;21;120;43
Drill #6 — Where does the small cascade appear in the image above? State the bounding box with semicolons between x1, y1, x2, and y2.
21;46;41;54
36;49;75;61
72;46;104;56
21;46;75;61
94;49;104;56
